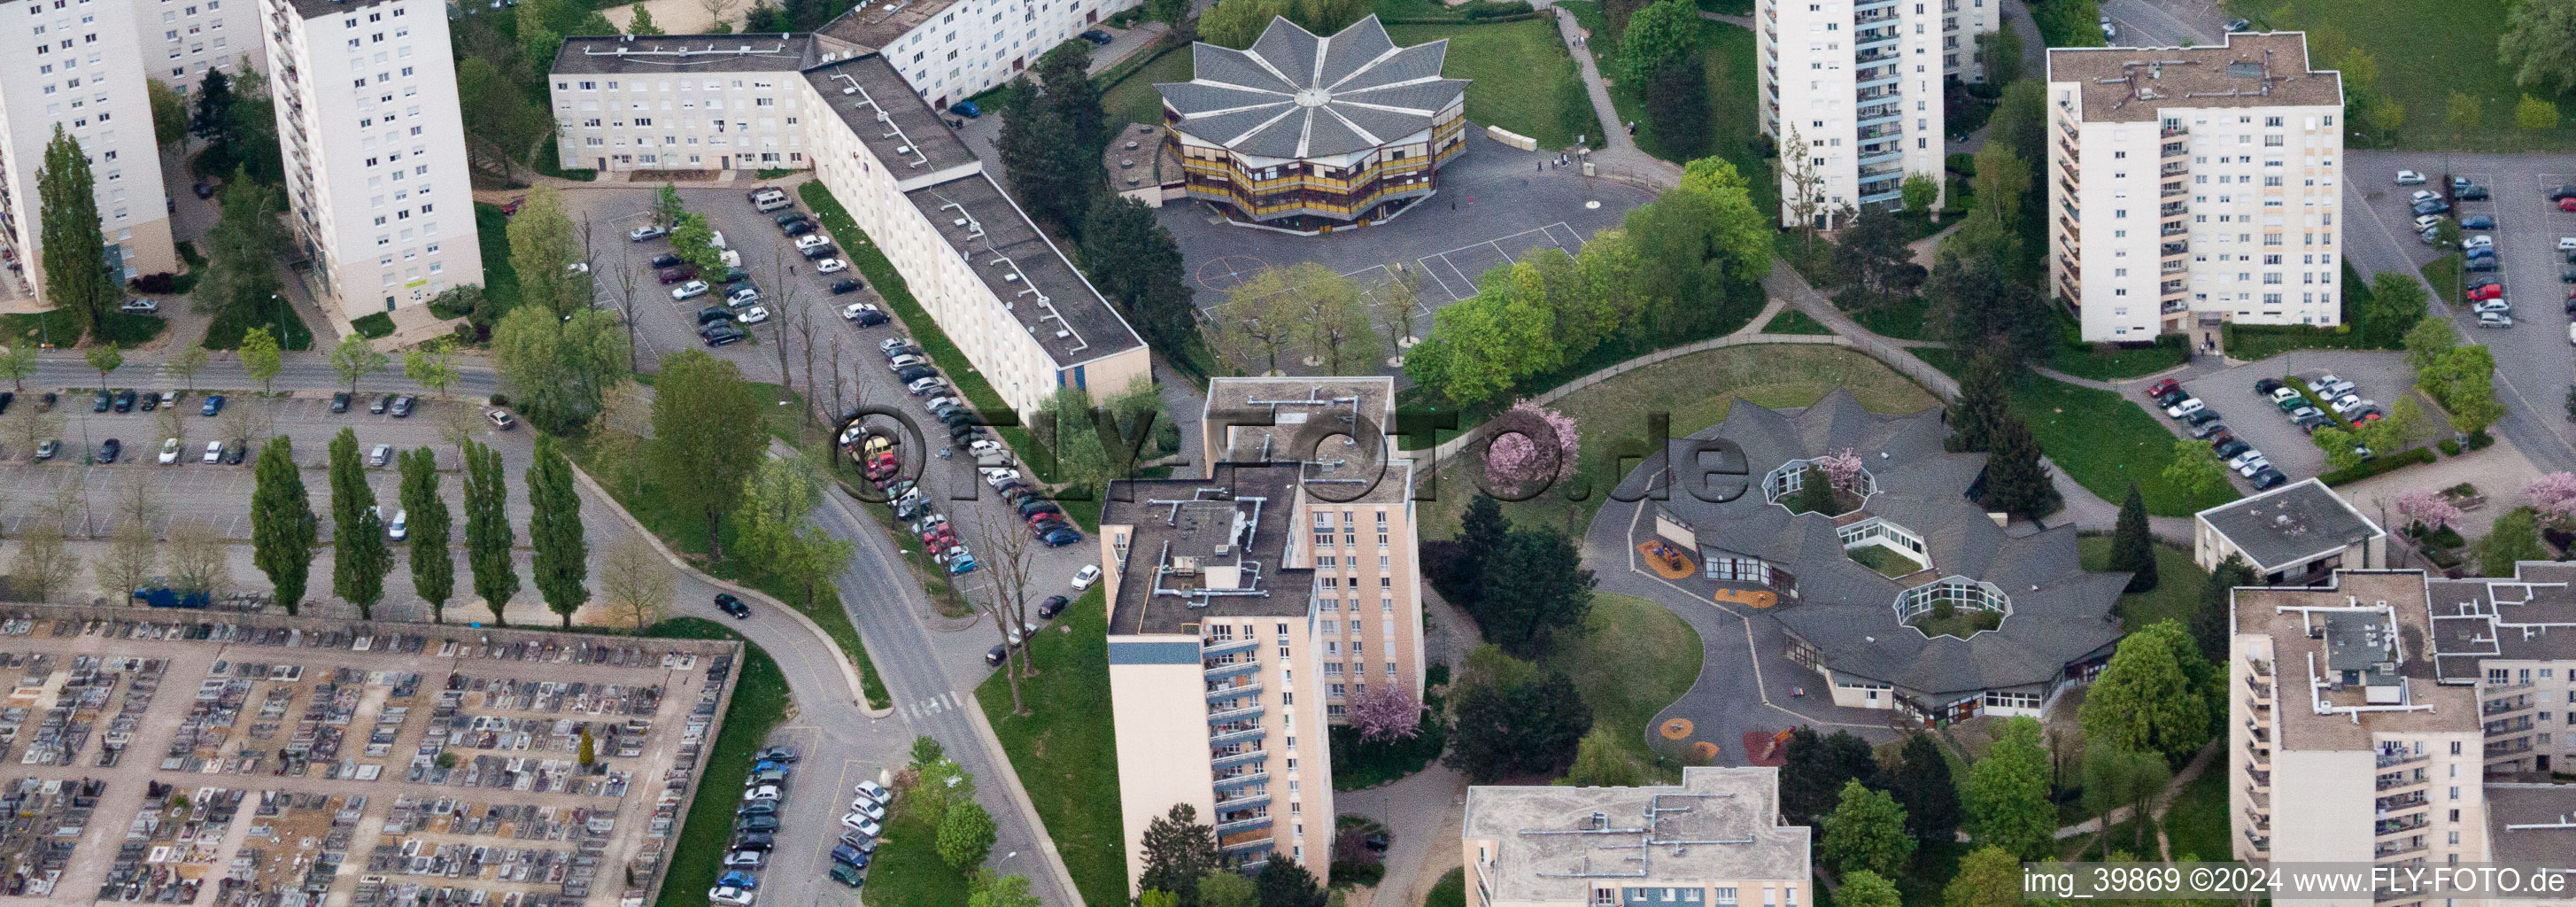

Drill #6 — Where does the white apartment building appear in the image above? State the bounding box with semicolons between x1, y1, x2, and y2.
549;35;863;173
259;0;482;318
2229;571;2488;895
138;0;267;97
817;0;1138;112
1461;767;1811;907
2422;563;2576;778
2046;33;2345;342
1754;0;1987;227
0;0;181;297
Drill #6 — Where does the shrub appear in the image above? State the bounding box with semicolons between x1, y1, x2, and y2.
2467;429;2495;451
352;313;395;339
2319;446;2437;486
128;273;182;294
2441;439;2463;456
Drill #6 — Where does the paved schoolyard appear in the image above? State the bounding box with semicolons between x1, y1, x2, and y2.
2175;349;2417;482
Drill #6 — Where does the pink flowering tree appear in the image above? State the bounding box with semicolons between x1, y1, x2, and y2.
2395;489;2463;533
1817;447;1868;497
1345;683;1421;743
1481;400;1582;493
2527;472;2576;524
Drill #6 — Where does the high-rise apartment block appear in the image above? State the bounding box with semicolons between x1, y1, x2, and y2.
0;0;182;297
1103;376;1425;888
816;0;1138;113
2046;34;2345;342
1754;0;1991;228
143;0;267;96
259;0;483;319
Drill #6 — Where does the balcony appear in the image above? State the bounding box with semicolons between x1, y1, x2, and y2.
2163;182;2187;198
1202;636;1257;657
2161;202;2188;218
1210;748;1266;770
1208;704;1264;724
1210;725;1265;747
2484;717;2535;735
2246;767;2270;787
2161;223;2187;237
2244;828;2270;851
2375;815;2429;837
2376;770;2427;792
2059;256;2079;281
2378;792;2429;813
1857;123;1904;142
2162;261;2187;275
1207;680;1262;700
1859;105;1901;125
2487;738;2536;757
1212;791;1270;812
2245;719;2269;742
2374;842;2425;860
2162;242;2190;258
2242;807;2270;830
2243;738;2269;767
2162;124;2188;138
1855;48;1899;66
2244;786;2269;809
2161;280;2187;298
2482;695;2531;716
1211;771;1268;790
2161;162;2189;176
1205;659;1259;679
2162;299;2190;314
2376;751;2429;770
1858;147;1903;167
2162;142;2187;159
1220;835;1276;853
1214;810;1274;836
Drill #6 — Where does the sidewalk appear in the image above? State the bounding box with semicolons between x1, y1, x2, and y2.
1543;4;1683;188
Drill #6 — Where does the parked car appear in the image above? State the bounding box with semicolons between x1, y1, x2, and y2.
794;233;832;252
830;844;871;869
839;813;882;837
783;220;817;236
159;438;182;464
672;280;711;300
2395;170;2428;186
330;391;352;413
2144;377;2181;398
831;278;863;295
715;593;751;618
723;849;766;869
2162;398;2205;419
2253;377;2285;396
2463;215;2495;230
120;298;159;314
2468;283;2505;300
1079;28;1113;43
96;438;121;463
390;394;415;417
34;439;57;461
112;389;135;412
816;258;848;273
630;224;669;242
225;440;247;464
2414;198;2451;216
727;285;761;306
844;302;888;325
2458;183;2491;200
368;444;393;467
2561;198;2576;213
202;440;225;464
800;244;839;260
2465;258;2498;272
830;864;865;888
657;267;697;284
2474;297;2514;314
948;100;981;118
1071;564;1102;590
2479;311;2514;328
894;365;938;382
2182;408;2222;427
370;394;392;414
2224;16;2249;30
731;833;775;851
699;306;738;326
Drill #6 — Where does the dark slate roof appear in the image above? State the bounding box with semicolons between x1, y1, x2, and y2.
2194;478;2385;571
552;35;832;75
1156;15;1467;159
2426;566;2576;683
801;54;981;174
2485;784;2576;874
1669;394;2127;698
902;173;1145;367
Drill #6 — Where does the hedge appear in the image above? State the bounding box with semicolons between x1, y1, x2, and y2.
2320;446;2437;486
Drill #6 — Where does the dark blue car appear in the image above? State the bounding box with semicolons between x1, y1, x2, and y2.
201;394;226;416
948;101;980;118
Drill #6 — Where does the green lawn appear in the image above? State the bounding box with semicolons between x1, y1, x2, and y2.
2227;0;2570;151
2077;537;2211;629
1848;544;1922;578
476;202;524;317
1850;297;1931;341
1917;349;2239;517
1387;19;1599;150
1102;45;1193;130
866;810;972;907
1427;868;1467;907
1543;593;1704;777
1907;609;2002;639
1558;4;1775;213
2421;253;2465;306
2160;757;2231;861
0;310;166;349
1421;344;1942;538
1760;308;1834;335
200;292;315;351
351;312;395;339
977;587;1127;907
641;617;786;907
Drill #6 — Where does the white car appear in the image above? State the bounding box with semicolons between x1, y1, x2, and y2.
389;509;409;540
2395;169;2428;186
880;337;914;354
629;224;668;242
843;302;882;322
2479;311;2515;329
670;280;710;300
2559;236;2576;252
737;306;771;325
887;354;927;370
1071;563;1102;591
369;444;394;467
2227;450;2266;471
815;258;848;274
840;812;883;837
2235;455;2271;477
120;298;160;314
982;469;1022;489
159;438;182;464
845;797;887;821
2329;394;2375;415
794;233;832;251
924;395;963;413
2098;13;2115;39
727;285;761;306
2315;376;2356;398
907;377;946;396
2162;398;2205;419
2463;235;2495;250
2410;190;2441;205
967;439;1005;459
2473;298;2513;314
708;886;756;907
2413;213;2444;233
743;784;783;802
202;441;224;463
854;780;892;803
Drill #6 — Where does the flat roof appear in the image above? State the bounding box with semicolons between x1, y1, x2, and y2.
551;34;838;75
2484;784;2576;870
1202;376;1406;504
2046;32;2343;123
1463;767;1810;902
1104;122;1185;193
2425;563;2576;682
2195;478;2384;572
2232;571;2476;751
903;171;1145;368
1103;465;1315;638
817;0;962;50
801;54;982;174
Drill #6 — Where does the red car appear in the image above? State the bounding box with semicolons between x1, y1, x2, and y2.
2468;283;2505;300
2144;377;2181;399
2353;412;2383;427
657;267;697;284
2561;198;2576;213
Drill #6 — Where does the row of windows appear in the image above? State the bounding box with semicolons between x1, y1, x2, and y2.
564;78;774;91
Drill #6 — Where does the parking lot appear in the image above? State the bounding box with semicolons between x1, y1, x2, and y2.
0;604;739;907
2174;350;2418;483
2344;150;2576;459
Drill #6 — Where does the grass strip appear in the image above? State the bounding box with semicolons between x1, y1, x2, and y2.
1760;308;1834;335
977;586;1128;906
1545;593;1702;777
863;810;973;907
642;616;785;907
0;310;166;349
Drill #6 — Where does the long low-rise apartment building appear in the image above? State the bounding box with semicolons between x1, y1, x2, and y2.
1461;767;1811;907
2046;33;2346;342
551;41;1149;419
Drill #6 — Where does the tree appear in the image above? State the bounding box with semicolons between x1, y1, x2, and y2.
329;333;389;397
198;173;287;340
1445;669;1590;782
626;2;662;34
1976;26;2024;86
1947;353;2011;454
463;439;520;624
83;345;123;387
2404;316;2457;371
1836;872;1899;907
2518;94;2564;133
667;213;723;276
251;437;318;615
1832;209;1925;311
398;448;455;622
1987;80;2048;169
0;342;33;391
597;534;674;630
1791;464;1838;515
996;87;1093;234
1891;733;1961;844
1292;273;1381;375
2309;425;2365;474
2481;507;2548;576
1346;682;1421;743
8;516;80;603
652;351;764;558
936;800;996;870
191;70;236;143
1979;416;2061;520
1821;779;1915;877
1621;0;1701;81
2108;484;2156;593
148;79;189;152
1927;252;2051;364
1212;266;1312;375
2530;472;2576;525
1970;140;2031;229
2079;742;2170;857
527;434;589;627
1962;717;2054;858
1138;804;1221;903
2358;272;2431;346
218;69;282;185
1566;728;1645;787
2499;0;2576;94
1470;527;1596;657
1200;870;1260;907
491;306;627;434
1033;42;1107;150
1945;847;2027;907
38;127;114;343
2191;554;2255;663
95;482;162;605
1144;0;1188;25
1901;172;1942;217
696;0;741;30
327;429;392;619
2366;97;2408;135
508;187;590;318
969;872;1040;907
2446;89;2485;139
1079;195;1196;353
1675;158;1777;283
733;457;856;614
1639;58;1711;157
2418;345;2504;433
1481;401;1581;493
2079;620;2214;763
1255;854;1328;907
1779;727;1883;824
238;328;283;393
2162;439;2230;502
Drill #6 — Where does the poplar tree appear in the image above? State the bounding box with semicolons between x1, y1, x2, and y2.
463;439;520;624
37;127;114;342
527;434;590;627
251;437;318;614
399;447;455;622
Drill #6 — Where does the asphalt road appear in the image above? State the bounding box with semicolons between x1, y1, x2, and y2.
2099;0;2225;46
21;350;502;398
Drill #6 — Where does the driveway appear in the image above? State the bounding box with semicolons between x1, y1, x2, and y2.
2342;150;2576;477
